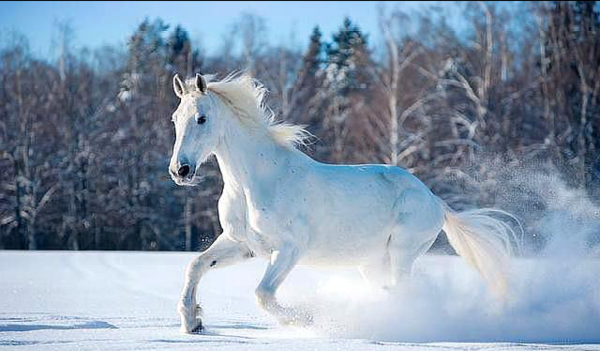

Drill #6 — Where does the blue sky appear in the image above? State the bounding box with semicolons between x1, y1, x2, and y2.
0;1;455;58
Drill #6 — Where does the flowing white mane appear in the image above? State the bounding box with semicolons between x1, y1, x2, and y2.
185;73;311;148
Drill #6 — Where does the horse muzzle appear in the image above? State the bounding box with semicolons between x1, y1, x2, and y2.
169;163;198;186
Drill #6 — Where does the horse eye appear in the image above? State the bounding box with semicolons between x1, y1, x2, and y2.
198;115;207;125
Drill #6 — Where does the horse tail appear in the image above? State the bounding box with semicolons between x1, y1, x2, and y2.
441;201;521;299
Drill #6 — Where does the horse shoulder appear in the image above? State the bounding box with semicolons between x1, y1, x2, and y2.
241;171;311;250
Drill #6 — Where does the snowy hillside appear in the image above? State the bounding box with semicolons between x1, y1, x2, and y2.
1;251;598;350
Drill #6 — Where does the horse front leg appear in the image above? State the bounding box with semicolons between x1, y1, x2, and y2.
255;245;312;326
178;234;252;333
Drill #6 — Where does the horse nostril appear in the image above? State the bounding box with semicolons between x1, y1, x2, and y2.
177;165;190;177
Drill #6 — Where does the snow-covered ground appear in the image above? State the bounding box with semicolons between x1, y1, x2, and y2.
1;250;598;350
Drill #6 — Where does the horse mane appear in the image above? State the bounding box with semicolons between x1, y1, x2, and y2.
185;72;311;149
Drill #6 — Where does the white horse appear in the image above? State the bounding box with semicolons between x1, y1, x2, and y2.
169;72;518;333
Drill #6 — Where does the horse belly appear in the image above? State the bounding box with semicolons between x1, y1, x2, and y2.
300;198;396;266
300;231;391;266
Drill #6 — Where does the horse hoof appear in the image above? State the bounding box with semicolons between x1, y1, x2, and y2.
191;322;204;334
181;320;203;334
180;316;204;334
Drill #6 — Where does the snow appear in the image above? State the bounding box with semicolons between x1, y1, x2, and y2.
1;251;599;350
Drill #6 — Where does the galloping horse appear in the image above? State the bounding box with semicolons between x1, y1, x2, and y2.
169;72;518;333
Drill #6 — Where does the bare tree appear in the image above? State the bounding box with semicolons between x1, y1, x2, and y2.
1;4;598;251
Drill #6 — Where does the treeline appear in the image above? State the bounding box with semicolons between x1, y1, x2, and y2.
1;2;599;251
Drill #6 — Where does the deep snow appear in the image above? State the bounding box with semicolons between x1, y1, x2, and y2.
0;250;598;350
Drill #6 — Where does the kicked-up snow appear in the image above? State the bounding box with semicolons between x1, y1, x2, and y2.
0;250;598;350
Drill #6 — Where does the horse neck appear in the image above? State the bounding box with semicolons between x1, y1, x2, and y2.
213;116;293;193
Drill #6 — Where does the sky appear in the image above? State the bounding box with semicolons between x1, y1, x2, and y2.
0;1;456;58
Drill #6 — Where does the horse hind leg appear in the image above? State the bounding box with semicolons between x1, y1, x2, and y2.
386;189;446;290
387;226;441;290
359;250;391;289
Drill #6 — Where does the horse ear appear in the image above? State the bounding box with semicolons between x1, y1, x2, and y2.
173;74;186;98
195;73;207;94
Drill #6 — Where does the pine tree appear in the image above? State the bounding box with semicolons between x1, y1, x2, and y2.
293;26;324;103
288;26;325;140
319;18;371;162
167;25;194;76
325;17;369;93
127;18;169;80
303;26;324;77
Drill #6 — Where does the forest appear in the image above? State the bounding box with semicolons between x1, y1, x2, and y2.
1;1;599;251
